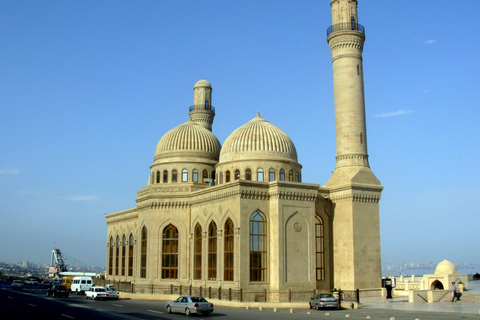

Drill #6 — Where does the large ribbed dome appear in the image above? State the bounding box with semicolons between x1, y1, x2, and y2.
219;113;298;163
155;121;221;162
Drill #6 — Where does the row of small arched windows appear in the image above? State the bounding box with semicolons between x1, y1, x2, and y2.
151;169;215;184
217;168;301;184
151;168;301;184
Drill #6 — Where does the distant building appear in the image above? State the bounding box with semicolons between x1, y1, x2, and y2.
105;0;383;296
22;261;29;269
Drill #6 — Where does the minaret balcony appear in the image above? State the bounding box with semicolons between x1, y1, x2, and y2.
327;23;365;36
189;105;215;113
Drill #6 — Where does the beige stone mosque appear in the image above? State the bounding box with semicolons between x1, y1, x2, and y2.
106;0;384;295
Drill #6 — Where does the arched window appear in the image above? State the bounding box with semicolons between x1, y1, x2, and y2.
193;169;198;182
182;169;188;182
202;169;208;183
280;169;285;181
194;224;202;280
257;168;264;182
351;16;356;30
295;172;300;182
289;170;293;181
121;235;126;276
234;169;240;180
225;171;230;183
208;222;217;280
269;168;275;181
211;170;215;180
245;168;252;181
108;237;113;275
172;169;178;182
140;226;147;278
315;215;325;281
162;224;179;279
128;234;134;277
115;235;120;275
250;210;267;281
224;219;234;281
151;172;154;185
219;172;223;184
156;171;160;184
163;170;168;183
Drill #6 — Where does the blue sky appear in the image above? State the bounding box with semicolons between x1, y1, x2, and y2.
1;1;479;269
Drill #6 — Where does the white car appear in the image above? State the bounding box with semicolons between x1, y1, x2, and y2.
25;278;40;285
104;285;120;299
11;280;24;289
85;287;109;300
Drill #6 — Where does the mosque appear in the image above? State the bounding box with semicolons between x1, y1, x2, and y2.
105;0;383;295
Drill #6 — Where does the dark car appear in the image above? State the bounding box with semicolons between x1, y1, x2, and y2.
39;280;52;288
6;276;15;282
47;285;69;298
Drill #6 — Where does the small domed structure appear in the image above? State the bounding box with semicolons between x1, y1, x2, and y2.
434;259;458;275
194;78;212;88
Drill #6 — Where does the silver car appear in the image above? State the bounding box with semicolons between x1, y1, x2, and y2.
166;296;214;316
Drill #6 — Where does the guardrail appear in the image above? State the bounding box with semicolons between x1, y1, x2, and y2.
327;23;365;36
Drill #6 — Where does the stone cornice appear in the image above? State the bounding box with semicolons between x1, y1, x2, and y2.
329;192;381;203
105;208;138;223
269;190;317;202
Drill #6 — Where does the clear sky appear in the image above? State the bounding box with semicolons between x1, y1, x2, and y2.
1;1;479;269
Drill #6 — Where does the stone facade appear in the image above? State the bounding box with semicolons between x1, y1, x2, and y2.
105;0;383;296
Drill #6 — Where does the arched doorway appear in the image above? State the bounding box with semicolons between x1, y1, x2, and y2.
431;280;444;290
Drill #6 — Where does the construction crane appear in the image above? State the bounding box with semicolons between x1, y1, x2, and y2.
49;247;68;278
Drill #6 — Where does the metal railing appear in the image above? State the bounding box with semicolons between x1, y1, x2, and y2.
327;23;365;36
189;105;215;113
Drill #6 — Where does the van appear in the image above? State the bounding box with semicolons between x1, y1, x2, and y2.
70;276;93;294
61;276;74;291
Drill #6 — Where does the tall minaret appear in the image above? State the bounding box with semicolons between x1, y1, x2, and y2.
189;78;215;131
326;0;383;290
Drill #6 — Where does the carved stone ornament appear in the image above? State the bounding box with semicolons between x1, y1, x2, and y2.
293;222;302;232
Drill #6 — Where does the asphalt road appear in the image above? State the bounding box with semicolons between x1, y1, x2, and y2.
1;282;479;320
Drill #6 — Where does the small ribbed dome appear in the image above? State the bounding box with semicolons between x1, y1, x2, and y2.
434;260;458;275
155;121;221;162
194;78;211;88
219;113;298;163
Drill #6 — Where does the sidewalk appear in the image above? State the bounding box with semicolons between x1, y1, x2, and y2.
361;294;480;315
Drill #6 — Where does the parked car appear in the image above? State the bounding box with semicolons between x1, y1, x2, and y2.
166;296;214;316
47;285;69;298
6;276;15;282
39;280;53;288
104;285;120;299
309;293;339;310
52;280;62;286
85;287;109;300
10;280;23;290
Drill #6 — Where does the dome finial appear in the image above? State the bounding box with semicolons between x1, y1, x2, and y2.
257;111;260;117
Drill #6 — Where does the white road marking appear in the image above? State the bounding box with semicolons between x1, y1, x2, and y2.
147;309;163;314
7;296;13;299
112;303;124;307
28;303;36;307
61;315;74;319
